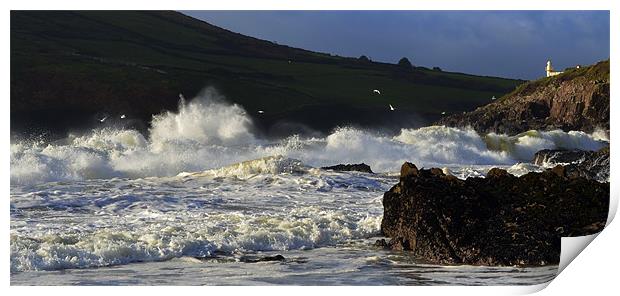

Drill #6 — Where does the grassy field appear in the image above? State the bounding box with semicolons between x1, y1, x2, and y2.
11;11;525;136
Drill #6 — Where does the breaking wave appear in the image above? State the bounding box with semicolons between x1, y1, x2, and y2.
10;157;389;272
150;88;256;148
10;89;609;185
179;155;312;179
10;206;383;272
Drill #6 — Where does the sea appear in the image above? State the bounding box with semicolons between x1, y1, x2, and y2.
10;94;609;285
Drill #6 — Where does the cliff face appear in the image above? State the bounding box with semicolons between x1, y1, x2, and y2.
437;60;609;135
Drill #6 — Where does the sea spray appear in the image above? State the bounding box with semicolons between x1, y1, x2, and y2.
150;88;256;148
483;129;606;160
10;89;609;185
394;126;509;165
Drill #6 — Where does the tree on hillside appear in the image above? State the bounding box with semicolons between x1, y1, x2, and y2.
398;57;413;70
433;66;442;71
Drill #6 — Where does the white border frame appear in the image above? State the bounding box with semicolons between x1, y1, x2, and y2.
2;1;617;295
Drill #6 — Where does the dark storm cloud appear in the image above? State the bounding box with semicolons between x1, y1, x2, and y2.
181;10;609;80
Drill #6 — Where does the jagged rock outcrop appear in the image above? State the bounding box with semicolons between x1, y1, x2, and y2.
437;60;609;135
321;163;374;174
380;162;609;266
533;147;609;182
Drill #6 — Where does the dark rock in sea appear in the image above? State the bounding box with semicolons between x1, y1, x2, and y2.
239;254;286;263
374;239;388;248
380;162;609;266
533;149;591;165
437;60;609;135
321;163;374;174
533;147;609;182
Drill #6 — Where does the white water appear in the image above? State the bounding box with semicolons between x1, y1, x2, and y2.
11;165;390;273
10;90;606;284
10;90;608;185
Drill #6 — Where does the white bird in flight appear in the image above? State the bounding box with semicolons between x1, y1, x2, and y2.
491;96;497;100
99;116;108;123
389;104;395;111
120;114;126;119
258;110;264;114
373;89;381;95
441;111;446;115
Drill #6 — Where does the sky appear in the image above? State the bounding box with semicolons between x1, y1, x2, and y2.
182;10;609;80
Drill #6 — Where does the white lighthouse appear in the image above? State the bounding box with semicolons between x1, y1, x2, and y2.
545;60;563;77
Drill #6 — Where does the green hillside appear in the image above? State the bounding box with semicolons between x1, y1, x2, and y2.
11;10;524;136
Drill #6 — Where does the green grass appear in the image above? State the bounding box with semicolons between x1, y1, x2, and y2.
10;10;526;134
495;60;609;103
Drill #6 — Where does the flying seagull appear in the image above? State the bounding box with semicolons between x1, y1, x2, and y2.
389;104;395;111
258;110;265;114
373;89;381;95
120;114;126;119
99;116;108;123
491;96;497;100
441;111;446;115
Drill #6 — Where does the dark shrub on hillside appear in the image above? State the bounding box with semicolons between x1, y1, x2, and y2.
398;57;413;70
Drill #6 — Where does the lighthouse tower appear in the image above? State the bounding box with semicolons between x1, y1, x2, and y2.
545;60;553;76
545;60;563;77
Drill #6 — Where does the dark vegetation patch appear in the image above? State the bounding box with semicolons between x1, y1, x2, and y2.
11;11;524;139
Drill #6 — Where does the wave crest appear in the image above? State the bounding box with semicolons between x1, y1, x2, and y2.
180;155;310;179
10;89;609;185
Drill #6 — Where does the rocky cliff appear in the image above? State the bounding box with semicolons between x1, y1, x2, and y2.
379;163;609;266
437;60;609;135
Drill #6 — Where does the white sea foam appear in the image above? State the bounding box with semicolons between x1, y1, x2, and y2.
10;168;391;272
11;208;380;272
10;89;608;185
11;88;601;278
506;162;544;176
591;127;610;142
